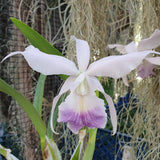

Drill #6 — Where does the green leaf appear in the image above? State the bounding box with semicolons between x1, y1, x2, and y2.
82;128;97;160
46;114;53;139
10;18;62;56
32;74;47;152
0;145;6;157
0;79;46;140
59;74;69;81
70;142;81;160
33;74;46;116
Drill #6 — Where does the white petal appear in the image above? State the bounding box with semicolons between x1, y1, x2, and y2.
58;91;107;134
138;29;160;51
125;41;137;53
103;92;117;135
50;95;61;134
1;51;22;62
50;76;75;134
145;57;160;65
86;75;103;92
2;45;79;76
59;76;76;94
86;76;117;134
71;36;90;71
107;44;127;54
107;41;137;54
70;72;86;92
86;51;160;79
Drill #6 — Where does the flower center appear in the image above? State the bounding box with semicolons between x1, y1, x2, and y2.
76;79;89;96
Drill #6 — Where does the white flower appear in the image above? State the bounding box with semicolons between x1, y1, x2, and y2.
108;29;160;81
2;36;157;134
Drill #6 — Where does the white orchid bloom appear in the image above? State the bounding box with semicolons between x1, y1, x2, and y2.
108;29;160;80
2;36;159;134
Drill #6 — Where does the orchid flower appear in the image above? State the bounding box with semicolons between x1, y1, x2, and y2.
108;29;160;80
2;36;159;134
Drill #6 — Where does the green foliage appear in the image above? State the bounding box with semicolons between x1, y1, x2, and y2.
0;79;46;138
82;128;97;160
70;142;81;160
33;74;47;151
0;145;6;157
33;74;46;116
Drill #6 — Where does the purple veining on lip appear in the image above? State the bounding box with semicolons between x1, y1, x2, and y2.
58;106;107;133
137;62;156;78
